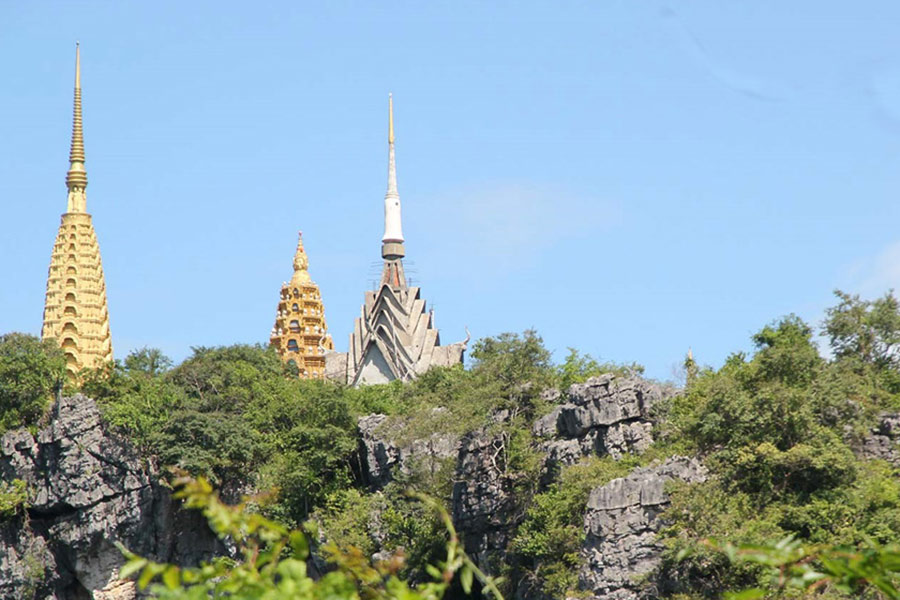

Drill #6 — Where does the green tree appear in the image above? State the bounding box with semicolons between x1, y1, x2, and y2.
0;333;66;433
469;330;554;399
825;290;900;369
124;347;173;376
81;348;183;453
824;290;900;396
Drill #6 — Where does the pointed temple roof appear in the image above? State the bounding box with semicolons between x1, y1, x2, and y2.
42;44;113;380
270;231;335;379
326;96;467;386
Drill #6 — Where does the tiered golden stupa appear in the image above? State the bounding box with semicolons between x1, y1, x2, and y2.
269;232;334;378
41;44;113;380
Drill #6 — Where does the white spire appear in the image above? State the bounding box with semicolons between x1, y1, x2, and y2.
382;93;404;246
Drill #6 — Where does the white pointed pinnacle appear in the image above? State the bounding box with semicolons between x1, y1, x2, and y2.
382;93;404;245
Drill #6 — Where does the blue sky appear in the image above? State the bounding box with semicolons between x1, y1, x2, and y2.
2;1;900;381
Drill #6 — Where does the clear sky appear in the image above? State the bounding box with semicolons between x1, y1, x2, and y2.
2;1;900;381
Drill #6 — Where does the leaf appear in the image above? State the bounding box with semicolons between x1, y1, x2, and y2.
117;557;148;581
162;566;181;589
289;530;309;559
461;565;473;594
137;563;165;590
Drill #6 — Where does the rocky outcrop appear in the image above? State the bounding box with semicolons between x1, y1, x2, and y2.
356;375;674;588
534;375;668;476
357;411;460;489
860;412;900;466
0;395;222;599
580;457;708;600
452;430;520;572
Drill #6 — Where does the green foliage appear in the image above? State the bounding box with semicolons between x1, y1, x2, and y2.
556;347;644;391
86;345;363;522
826;291;900;370
0;479;28;519
0;333;66;433
376;486;451;583
825;290;900;398
253;380;359;524
81;350;183;453
124;347;174;376
715;535;900;599
657;296;900;598
469;330;554;395
383;332;559;449
314;488;376;556
121;476;503;600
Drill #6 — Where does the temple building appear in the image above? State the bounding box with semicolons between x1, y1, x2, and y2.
326;95;467;386
270;232;335;378
41;44;113;379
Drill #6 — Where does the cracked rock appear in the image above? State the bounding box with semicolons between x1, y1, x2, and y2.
0;395;223;599
579;456;708;600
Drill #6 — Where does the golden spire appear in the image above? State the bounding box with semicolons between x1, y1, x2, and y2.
291;231;312;284
66;42;87;212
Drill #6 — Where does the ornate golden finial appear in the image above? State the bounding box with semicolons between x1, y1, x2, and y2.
388;92;394;145
66;42;87;212
291;230;311;284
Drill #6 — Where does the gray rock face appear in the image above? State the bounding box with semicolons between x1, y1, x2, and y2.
580;457;708;600
860;412;900;466
536;375;668;472
0;395;222;599
451;430;519;571
357;411;460;489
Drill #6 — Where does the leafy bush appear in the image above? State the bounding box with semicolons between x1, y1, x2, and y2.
0;479;28;520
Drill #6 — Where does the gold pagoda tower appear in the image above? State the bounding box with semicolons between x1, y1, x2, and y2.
41;44;113;379
269;232;334;378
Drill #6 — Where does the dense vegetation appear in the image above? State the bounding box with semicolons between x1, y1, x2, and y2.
4;291;900;597
656;292;900;598
0;332;66;433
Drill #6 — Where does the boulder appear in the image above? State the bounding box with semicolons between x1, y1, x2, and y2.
579;456;707;600
860;412;900;466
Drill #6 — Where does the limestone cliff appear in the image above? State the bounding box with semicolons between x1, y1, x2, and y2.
0;375;705;599
355;374;696;600
0;395;222;600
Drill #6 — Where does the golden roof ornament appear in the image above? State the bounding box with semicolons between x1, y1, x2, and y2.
291;231;311;284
